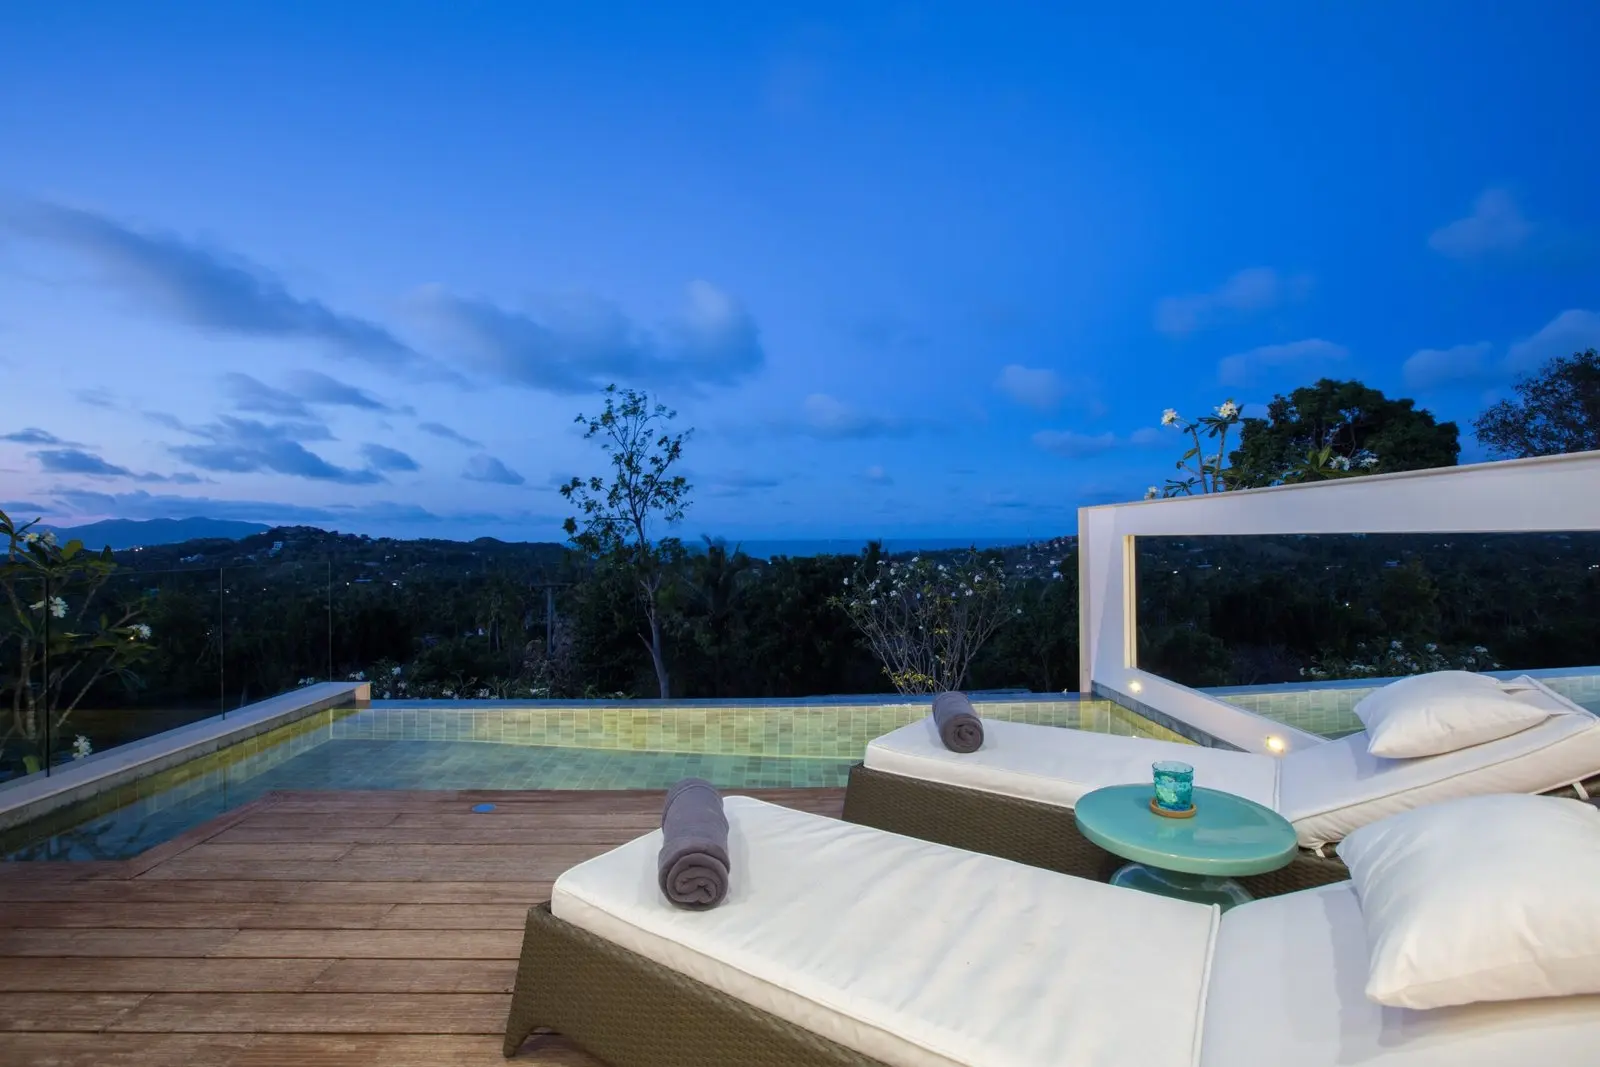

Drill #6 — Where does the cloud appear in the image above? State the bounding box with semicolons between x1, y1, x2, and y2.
1217;338;1349;386
1031;430;1118;458
33;487;559;533
1429;189;1530;259
994;364;1067;411
165;416;383;484
1032;424;1169;458
1400;342;1494;390
72;388;118;408
410;280;765;393
360;443;420;472
32;448;134;477
463;453;525;485
28;447;199;483
221;370;399;419
695;469;784;498
417;421;483;448
12;202;432;370
1506;309;1600;373
797;393;931;439
862;465;892;484
1155;268;1308;336
2;428;65;445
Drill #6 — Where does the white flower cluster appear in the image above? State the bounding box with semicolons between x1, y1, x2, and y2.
30;597;68;618
71;735;93;760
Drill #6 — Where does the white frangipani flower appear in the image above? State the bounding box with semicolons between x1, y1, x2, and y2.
1216;399;1239;419
71;735;93;760
1161;408;1180;426
131;622;151;640
1144;486;1160;500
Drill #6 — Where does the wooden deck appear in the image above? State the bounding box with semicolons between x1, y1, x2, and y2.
0;787;847;1065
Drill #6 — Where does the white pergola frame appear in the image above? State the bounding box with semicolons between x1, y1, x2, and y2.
1077;449;1600;754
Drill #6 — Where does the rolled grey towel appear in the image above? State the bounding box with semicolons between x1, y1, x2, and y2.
932;691;984;753
658;777;731;909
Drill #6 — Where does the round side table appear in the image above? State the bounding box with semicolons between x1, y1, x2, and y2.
1073;784;1298;911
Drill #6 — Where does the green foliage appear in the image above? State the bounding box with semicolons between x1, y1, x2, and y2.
1474;348;1600;459
1227;379;1459;488
1155;400;1243;496
560;384;693;698
0;509;152;776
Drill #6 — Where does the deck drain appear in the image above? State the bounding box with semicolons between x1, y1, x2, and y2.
470;803;497;813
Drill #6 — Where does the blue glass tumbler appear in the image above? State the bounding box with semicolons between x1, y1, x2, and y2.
1152;761;1195;812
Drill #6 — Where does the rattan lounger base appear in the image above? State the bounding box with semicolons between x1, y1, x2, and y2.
839;762;1354;897
504;902;889;1064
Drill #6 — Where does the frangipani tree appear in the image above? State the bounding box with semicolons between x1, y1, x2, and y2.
1149;400;1243;497
0;509;152;776
834;552;1014;694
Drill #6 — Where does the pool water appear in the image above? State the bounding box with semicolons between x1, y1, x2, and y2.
6;695;1174;861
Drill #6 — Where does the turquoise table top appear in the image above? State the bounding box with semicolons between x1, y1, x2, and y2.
1074;785;1298;877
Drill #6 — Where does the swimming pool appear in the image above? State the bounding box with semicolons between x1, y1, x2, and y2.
2;696;1177;861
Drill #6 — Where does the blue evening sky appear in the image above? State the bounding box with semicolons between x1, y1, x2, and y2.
2;2;1597;542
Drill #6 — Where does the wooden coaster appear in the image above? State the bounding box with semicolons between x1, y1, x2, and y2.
1150;797;1197;819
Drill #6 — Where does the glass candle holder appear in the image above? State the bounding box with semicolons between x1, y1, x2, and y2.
1152;761;1195;812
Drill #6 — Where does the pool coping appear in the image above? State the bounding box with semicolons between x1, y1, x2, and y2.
0;682;369;835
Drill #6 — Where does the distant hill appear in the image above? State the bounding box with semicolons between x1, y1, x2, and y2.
39;517;271;551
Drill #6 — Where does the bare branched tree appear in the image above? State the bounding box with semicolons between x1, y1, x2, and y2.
560;385;692;699
833;552;1015;694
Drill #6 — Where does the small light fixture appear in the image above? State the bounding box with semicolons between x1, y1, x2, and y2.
1128;680;1144;694
1265;735;1286;754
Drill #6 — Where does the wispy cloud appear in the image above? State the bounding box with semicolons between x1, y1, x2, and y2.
862;464;892;484
34;487;558;532
463;454;525;485
1401;342;1494;390
417;421;483;448
1506;309;1600;373
360;443;420;472
164;416;384;484
3;428;68;445
221;370;400;419
1155;268;1308;336
1032;425;1169;458
32;448;135;477
28;447;200;483
1031;430;1118;458
695;469;784;498
410;280;765;394
11;202;436;372
1429;189;1531;259
72;388;118;409
1217;338;1348;386
994;364;1066;411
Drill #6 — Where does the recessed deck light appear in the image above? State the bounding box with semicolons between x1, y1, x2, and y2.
1128;680;1143;694
1265;736;1286;754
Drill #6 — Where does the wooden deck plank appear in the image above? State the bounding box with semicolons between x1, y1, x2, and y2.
307;959;515;993
0;928;241;957
107;992;511;1033
0;991;151;1031
227;1033;604;1066
0;958;333;992
378;904;531;929
208;928;522;959
0;1032;257;1066
0;902;396;929
0;786;845;1066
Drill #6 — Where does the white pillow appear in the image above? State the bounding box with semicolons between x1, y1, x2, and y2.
1338;793;1600;1009
1353;670;1549;758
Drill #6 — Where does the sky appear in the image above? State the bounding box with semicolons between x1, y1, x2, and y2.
2;2;1598;543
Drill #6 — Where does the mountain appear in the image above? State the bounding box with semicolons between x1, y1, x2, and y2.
38;517;271;551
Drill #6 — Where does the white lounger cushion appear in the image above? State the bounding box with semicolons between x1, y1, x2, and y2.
1279;682;1600;848
1355;671;1559;758
863;716;1281;811
552;795;1220;1067
1202;882;1600;1066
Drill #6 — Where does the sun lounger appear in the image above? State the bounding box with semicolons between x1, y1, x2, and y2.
503;795;1600;1065
841;676;1600;893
